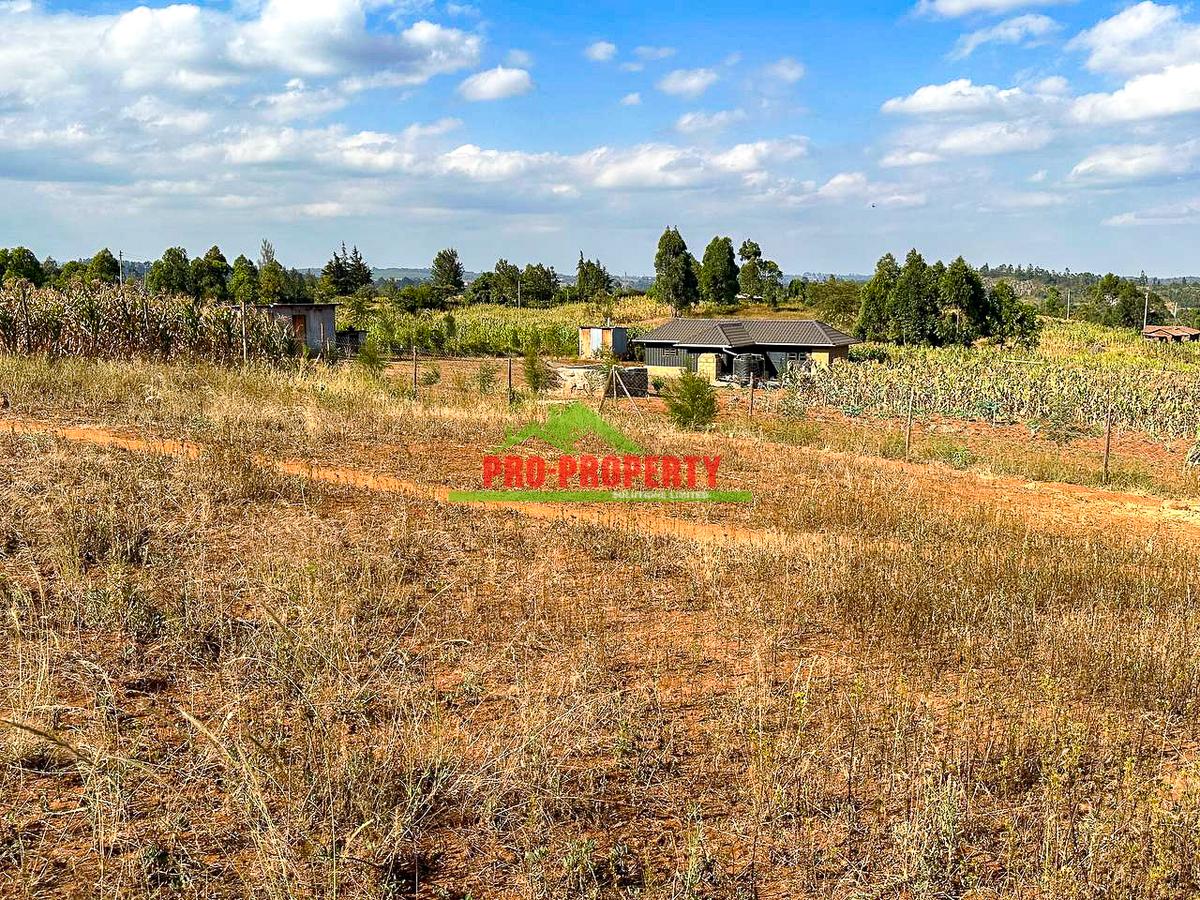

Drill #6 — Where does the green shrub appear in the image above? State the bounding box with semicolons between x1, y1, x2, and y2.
523;344;555;395
661;371;718;430
475;361;499;394
355;337;386;378
419;364;441;387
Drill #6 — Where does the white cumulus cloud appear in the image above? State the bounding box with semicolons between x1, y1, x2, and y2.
1068;2;1200;76
882;79;1038;116
1070;141;1200;183
657;68;719;99
457;66;533;101
675;109;746;134
1105;198;1200;227
584;41;617;62
1071;64;1200;123
951;14;1059;59
916;0;1067;17
935;121;1053;155
764;57;805;83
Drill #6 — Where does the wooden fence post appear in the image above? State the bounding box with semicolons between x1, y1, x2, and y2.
904;383;915;459
1103;409;1113;484
749;375;756;420
507;353;514;404
411;346;418;399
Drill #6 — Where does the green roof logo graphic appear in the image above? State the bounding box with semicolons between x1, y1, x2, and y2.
495;402;643;454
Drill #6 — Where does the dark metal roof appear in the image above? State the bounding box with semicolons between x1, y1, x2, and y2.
635;317;858;349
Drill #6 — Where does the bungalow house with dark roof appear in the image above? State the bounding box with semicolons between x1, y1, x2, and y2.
634;317;859;385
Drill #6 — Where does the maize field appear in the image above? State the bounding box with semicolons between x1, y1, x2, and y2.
0;283;293;363
364;298;665;357
786;342;1200;440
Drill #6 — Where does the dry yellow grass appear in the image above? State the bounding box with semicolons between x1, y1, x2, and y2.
3;354;1200;898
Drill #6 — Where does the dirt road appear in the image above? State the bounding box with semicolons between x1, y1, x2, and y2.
6;413;1200;547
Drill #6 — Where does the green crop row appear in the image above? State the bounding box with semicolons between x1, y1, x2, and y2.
787;342;1200;439
0;284;293;363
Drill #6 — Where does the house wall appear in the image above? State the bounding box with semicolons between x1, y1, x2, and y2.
644;344;699;371
646;364;685;384
815;345;850;366
642;340;850;380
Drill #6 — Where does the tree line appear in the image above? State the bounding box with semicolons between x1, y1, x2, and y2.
856;250;1040;348
0;241;317;304
652;227;789;311
3;231;1176;348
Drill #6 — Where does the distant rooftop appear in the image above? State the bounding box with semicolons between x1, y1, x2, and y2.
635;317;858;349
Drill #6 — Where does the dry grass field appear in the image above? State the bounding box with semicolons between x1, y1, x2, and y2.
3;354;1200;899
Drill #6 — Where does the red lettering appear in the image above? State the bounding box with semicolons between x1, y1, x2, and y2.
557;456;578;487
482;455;502;488
685;456;699;488
645;456;660;488
579;455;599;488
503;455;524;488
525;456;546;488
661;456;682;488
600;455;621;488
622;455;641;488
702;455;721;488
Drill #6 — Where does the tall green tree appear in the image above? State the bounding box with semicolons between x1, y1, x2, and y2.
191;245;231;301
321;244;351;296
575;253;612;302
938;256;991;344
465;271;495;305
145;247;193;296
493;259;521;304
990;280;1042;348
2;247;45;286
886;249;942;345
856;253;899;341
653;227;699;313
57;260;87;286
737;239;763;299
230;255;259;305
699;236;739;308
760;260;785;308
347;246;373;291
258;239;285;304
521;263;559;307
86;248;120;285
430;248;465;300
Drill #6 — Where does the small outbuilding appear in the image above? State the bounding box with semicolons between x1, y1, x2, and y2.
1143;324;1200;343
262;303;338;353
578;324;629;359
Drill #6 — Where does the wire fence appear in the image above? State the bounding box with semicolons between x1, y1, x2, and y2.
351;347;1194;488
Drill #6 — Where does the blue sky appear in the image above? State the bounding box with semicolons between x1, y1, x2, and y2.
3;0;1200;275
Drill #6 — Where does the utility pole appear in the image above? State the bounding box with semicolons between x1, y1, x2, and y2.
118;250;125;286
1143;285;1151;329
1066;288;1071;319
517;275;521;309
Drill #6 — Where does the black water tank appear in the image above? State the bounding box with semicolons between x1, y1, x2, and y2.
732;353;764;385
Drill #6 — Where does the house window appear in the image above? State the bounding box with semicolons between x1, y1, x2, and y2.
662;347;680;363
